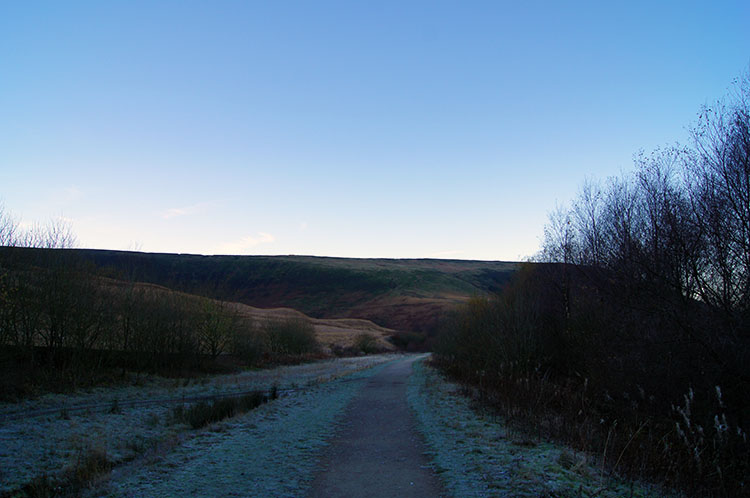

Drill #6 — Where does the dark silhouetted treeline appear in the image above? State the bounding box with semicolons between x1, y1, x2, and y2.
435;72;750;496
0;217;320;399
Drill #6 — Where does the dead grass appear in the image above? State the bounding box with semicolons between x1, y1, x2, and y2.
171;389;277;429
17;444;112;497
226;302;396;352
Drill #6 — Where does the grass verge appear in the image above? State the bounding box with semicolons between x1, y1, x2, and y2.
407;358;667;497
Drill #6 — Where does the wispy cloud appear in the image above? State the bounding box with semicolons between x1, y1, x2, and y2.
160;202;213;220
48;185;82;206
214;232;276;254
64;186;82;202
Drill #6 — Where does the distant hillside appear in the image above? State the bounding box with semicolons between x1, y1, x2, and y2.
108;279;397;352
0;248;519;333
226;301;396;352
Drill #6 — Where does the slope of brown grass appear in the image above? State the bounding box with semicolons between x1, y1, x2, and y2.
226;302;396;351
105;279;397;352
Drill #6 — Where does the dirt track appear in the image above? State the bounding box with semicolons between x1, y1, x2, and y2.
307;355;444;497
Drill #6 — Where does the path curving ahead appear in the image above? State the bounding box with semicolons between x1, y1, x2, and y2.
307;355;444;498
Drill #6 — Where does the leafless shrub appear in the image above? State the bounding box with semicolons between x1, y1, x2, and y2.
353;333;380;354
263;317;319;356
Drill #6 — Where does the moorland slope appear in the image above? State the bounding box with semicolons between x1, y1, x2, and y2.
2;248;518;334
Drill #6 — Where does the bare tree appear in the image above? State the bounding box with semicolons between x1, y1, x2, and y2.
197;299;235;358
690;71;750;315
572;179;605;266
541;204;577;264
21;218;77;249
0;203;19;246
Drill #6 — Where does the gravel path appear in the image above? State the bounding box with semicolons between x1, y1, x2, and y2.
307;354;444;498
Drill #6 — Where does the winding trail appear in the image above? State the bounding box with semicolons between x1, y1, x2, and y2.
307;355;444;497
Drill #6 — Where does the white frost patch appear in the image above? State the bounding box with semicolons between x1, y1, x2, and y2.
99;362;391;497
0;355;394;494
407;360;665;497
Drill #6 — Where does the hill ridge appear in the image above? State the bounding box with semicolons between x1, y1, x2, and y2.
0;247;519;335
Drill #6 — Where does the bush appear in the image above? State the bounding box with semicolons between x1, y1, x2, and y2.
353;333;379;354
263;318;319;356
389;330;428;351
231;318;266;365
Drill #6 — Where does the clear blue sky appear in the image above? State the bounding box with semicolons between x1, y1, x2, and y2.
2;1;748;260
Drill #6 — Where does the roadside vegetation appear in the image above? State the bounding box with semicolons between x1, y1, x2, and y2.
409;359;662;497
0;228;323;400
264;318;319;357
171;389;278;429
435;71;750;496
353;333;380;354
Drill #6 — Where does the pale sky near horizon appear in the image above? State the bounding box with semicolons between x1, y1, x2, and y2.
1;1;748;261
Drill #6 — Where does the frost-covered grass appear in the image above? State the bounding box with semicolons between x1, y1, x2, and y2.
407;359;665;498
4;354;668;497
0;354;394;494
95;361;393;497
